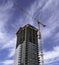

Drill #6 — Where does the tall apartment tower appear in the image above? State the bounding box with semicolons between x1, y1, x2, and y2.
14;24;39;65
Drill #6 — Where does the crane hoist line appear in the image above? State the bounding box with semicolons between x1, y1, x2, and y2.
14;2;46;65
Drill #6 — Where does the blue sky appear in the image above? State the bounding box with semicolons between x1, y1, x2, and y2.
0;0;59;65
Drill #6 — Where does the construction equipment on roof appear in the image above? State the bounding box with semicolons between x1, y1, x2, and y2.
14;2;46;65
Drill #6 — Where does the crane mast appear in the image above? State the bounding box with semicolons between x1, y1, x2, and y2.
38;21;45;65
14;2;46;65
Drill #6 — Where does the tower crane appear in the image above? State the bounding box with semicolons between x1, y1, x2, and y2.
38;21;45;65
14;2;46;65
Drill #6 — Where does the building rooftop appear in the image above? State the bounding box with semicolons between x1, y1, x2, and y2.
16;24;38;34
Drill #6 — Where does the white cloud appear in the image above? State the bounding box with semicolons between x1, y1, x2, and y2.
0;35;16;60
0;0;13;30
0;36;16;58
29;0;48;15
0;1;16;58
44;46;59;64
54;33;59;42
0;0;16;59
0;32;5;39
0;32;10;48
1;37;16;49
2;60;14;65
0;0;14;42
8;48;15;58
0;12;8;31
42;0;52;10
41;5;59;40
0;0;13;11
13;9;35;28
0;0;15;48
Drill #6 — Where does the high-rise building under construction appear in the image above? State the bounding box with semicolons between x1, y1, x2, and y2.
14;24;39;65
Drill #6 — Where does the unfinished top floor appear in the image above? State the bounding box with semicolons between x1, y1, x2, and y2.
16;24;38;48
